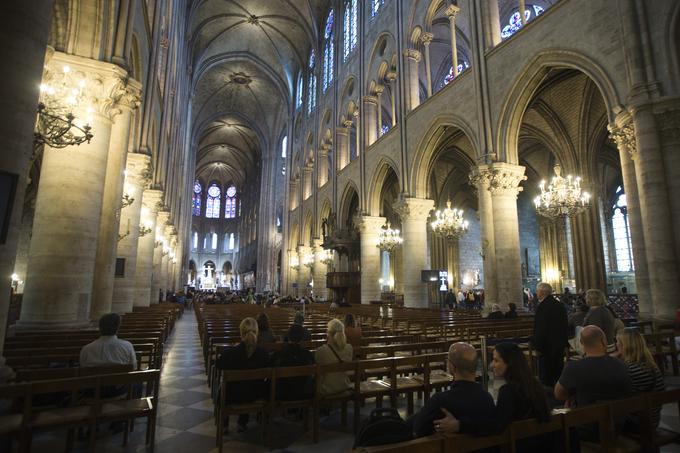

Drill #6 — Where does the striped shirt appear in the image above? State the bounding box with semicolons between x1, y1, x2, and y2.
628;362;665;426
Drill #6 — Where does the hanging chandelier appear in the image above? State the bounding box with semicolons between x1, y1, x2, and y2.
431;200;469;240
319;248;334;266
34;64;93;150
302;251;315;269
376;221;403;253
534;165;591;219
290;254;300;271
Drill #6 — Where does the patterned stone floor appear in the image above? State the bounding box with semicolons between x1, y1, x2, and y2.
19;312;680;452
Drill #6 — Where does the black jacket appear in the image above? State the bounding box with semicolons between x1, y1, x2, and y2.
216;342;270;403
272;343;315;400
531;295;568;354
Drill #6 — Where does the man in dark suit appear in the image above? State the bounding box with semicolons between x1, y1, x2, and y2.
531;282;568;387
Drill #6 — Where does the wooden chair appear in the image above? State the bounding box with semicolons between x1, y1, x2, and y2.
645;387;680;448
444;430;511;452
507;414;563;453
353;434;445;452
270;364;317;442
315;361;358;431
561;403;613;453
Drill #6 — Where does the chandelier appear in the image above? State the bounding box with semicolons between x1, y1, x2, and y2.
431;200;469;240
302;251;315;269
290;254;300;271
35;64;93;149
319;249;334;266
376;221;403;253
534;165;591;219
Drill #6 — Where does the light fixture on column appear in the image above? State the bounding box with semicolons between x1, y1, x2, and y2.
35;64;93;149
534;165;591;219
290;254;300;271
302;251;315;269
376;221;403;252
431;200;469;240
138;222;152;237
319;248;334;266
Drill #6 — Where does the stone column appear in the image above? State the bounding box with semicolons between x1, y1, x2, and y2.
470;166;497;307
150;210;169;306
445;5;460;77
487;163;526;310
631;106;680;319
356;216;386;305
518;0;527;25
363;95;378;146
386;72;397;126
393;198;434;308
403;49;421;111
570;193;607;292
375;85;385;136
0;0;53;368
336;125;349;170
20;54;130;328
302;165;313;200
312;238;328;300
289;179;299;210
480;0;501;49
353;110;361;157
655;109;680;278
287;249;299;296
133;189;162;307
297;245;312;296
111;153;151;313
91;80;141;320
421;32;434;97
317;145;329;187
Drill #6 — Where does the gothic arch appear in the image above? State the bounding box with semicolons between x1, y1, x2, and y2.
338;180;360;228
366;156;401;216
496;49;623;164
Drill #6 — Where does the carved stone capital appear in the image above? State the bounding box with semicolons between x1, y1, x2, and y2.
374;84;385;96
342;119;354;128
363;95;378;106
469;165;494;191
392;197;434;221
421;32;434;45
385;71;397;83
445;5;460;19
142;189;164;213
156;210;171;227
486;163;527;196
403;48;422;63
125;153;152;188
608;121;637;158
354;215;387;234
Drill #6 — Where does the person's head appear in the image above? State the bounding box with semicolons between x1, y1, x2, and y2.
327;318;347;350
508;302;516;312
240;317;259;354
344;313;356;328
287;324;305;344
585;289;607;308
564;287;571;294
492;343;550;420
257;312;270;331
447;342;478;380
616;328;658;371
580;325;607;356
293;311;305;326
99;313;121;336
536;282;553;301
491;303;501;312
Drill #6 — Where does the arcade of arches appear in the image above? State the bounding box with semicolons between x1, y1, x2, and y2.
1;0;680;372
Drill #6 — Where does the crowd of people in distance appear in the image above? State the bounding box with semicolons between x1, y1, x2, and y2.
444;288;486;310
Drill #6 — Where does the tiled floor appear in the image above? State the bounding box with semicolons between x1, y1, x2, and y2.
18;313;680;452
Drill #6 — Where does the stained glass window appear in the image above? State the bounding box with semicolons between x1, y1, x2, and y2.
211;232;217;250
296;74;303;109
192;231;198;249
343;0;357;60
443;61;470;86
192;181;202;216
501;4;544;39
307;51;317;113
281;136;287;158
225;185;237;219
381;124;390;135
323;10;335;91
205;183;220;218
612;188;634;272
372;0;385;17
228;233;235;250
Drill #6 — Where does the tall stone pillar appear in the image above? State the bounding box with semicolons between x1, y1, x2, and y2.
386;72;397;126
375;85;385;136
336;126;349;170
302;166;313;200
470;166;497;307
133;189;162;307
393;198;434;308
364;96;378;146
289;179;300;210
421;32;434;97
656;109;680;278
150;209;169;306
487;163;526;309
480;0;501;49
287;249;299;296
445;5;460;77
356;216;386;305
20;54;130;328
631;106;680;318
403;49;421;112
570;193;607;292
317;145;329;187
297;245;312;296
0;0;53;366
111;153;151;313
91;81;141;319
312;238;328;300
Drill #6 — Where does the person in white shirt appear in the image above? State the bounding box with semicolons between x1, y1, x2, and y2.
80;313;137;369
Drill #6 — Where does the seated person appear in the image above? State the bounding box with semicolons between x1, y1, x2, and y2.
272;324;315;401
315;319;353;396
284;312;312;342
568;303;589;339
80;313;137;369
216;317;270;432
615;328;665;430
505;303;519;319
487;304;505;319
256;312;277;344
344;313;363;349
408;342;495;438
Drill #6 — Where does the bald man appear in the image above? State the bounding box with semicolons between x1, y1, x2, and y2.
408;342;495;438
531;282;568;386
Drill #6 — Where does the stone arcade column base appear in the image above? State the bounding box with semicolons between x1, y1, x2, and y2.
356;216;386;305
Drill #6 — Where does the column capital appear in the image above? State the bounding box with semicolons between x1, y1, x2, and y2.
445;5;460;19
385;71;397;83
393;197;434;221
156;210;171;227
142;189;164;212
125;153;152;188
421;32;434;45
355;215;387;234
608;121;637;158
469;165;494;190
363;95;378;105
403;48;422;62
336;125;350;136
374;84;385;96
487;163;527;195
342;118;354;128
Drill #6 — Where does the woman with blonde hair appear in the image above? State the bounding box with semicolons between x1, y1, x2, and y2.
616;328;665;429
315;318;354;396
216;317;270;432
582;289;616;348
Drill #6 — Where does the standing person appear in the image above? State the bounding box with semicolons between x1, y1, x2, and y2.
531;282;568;387
445;289;457;310
457;288;465;307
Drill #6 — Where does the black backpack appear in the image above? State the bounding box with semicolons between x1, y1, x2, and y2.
354;407;413;448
